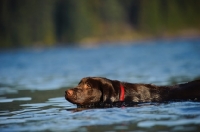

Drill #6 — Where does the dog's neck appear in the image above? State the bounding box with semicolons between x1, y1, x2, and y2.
119;83;125;101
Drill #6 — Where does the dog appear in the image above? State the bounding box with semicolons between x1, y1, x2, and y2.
65;77;200;107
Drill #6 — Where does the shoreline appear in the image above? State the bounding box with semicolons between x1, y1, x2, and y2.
78;29;200;47
1;29;200;50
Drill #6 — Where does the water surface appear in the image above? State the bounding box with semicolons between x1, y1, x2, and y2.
0;38;200;131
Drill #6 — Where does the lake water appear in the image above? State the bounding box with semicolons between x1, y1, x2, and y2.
0;38;200;131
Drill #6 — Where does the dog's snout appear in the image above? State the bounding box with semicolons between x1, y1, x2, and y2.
66;89;73;96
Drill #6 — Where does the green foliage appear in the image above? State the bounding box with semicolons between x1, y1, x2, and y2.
0;0;200;48
138;0;200;33
0;0;55;48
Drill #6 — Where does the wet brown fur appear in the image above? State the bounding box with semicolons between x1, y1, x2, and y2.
65;77;200;105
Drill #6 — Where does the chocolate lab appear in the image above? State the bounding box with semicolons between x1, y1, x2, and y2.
65;77;200;107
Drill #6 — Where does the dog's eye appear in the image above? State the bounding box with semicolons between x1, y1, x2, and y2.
85;83;91;88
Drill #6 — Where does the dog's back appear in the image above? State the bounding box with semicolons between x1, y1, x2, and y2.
168;80;200;101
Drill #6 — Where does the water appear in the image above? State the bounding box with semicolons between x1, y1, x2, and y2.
0;38;200;131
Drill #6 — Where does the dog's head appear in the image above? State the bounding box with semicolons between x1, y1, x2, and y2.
65;77;120;105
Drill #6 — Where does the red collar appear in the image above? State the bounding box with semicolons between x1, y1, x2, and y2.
119;83;125;101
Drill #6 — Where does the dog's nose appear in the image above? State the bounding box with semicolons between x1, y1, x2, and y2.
66;89;73;96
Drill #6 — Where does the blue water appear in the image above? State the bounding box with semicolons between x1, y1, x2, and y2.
0;38;200;131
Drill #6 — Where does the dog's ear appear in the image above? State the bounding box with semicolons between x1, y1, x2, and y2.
95;78;119;103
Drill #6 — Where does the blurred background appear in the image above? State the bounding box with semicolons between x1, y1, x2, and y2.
0;0;200;48
1;1;200;131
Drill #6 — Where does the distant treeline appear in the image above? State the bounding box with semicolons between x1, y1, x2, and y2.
0;0;200;48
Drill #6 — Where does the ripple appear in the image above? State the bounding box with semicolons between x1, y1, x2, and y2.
0;97;31;103
138;117;200;128
0;87;18;95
